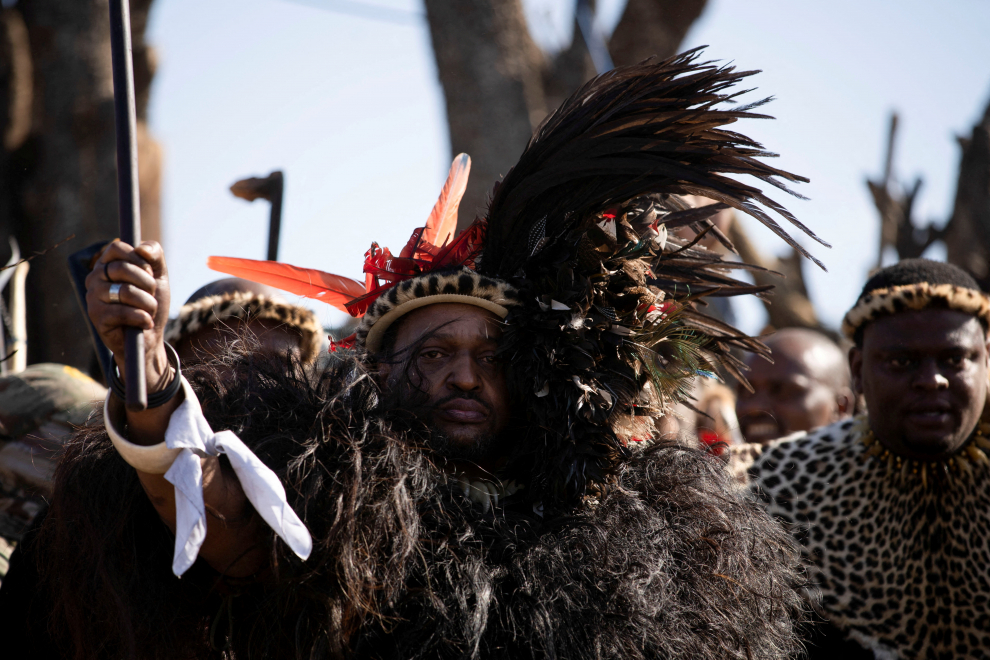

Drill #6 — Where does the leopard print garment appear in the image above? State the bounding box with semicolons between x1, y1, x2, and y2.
748;417;990;659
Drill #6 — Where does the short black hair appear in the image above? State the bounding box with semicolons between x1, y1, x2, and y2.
858;259;980;301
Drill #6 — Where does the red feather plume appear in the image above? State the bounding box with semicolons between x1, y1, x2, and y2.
206;256;366;315
420;153;470;252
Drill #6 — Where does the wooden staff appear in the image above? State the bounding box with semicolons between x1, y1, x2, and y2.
108;0;147;411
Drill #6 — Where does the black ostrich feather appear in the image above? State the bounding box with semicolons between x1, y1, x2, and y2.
478;46;827;279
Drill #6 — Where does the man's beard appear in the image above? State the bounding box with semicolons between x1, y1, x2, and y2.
423;424;501;462
380;379;505;462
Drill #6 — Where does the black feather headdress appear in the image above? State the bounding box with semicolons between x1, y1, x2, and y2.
476;48;826;508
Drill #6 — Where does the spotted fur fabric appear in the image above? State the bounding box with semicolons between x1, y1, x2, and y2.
357;267;520;353
163;291;323;363
841;283;990;340
749;418;990;659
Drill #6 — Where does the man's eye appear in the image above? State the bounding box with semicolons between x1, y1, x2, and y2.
944;355;965;367
481;355;498;365
420;350;444;359
889;357;912;368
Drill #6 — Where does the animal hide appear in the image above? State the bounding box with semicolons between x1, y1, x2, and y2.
37;349;807;660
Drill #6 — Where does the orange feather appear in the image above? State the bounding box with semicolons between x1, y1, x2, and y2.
422;153;471;249
207;256;366;315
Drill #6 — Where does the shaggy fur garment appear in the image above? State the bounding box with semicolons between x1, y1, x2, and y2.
37;350;808;660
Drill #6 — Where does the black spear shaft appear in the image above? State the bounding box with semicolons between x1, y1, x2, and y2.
108;0;147;411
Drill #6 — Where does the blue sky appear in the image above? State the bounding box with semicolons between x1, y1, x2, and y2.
147;0;990;335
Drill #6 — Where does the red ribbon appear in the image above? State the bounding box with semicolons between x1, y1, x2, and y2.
698;430;726;456
329;333;356;352
342;220;488;317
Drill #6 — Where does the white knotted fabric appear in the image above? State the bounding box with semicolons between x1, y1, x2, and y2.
105;377;312;576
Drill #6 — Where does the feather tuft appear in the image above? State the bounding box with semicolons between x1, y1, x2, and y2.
421;154;471;251
207;256;366;315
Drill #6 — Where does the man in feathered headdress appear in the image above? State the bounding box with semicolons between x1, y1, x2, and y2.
747;258;990;659
37;50;822;659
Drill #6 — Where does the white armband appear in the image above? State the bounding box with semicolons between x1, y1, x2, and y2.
104;377;312;576
105;392;182;473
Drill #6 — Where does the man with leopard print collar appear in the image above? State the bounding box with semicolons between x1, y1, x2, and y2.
747;258;990;659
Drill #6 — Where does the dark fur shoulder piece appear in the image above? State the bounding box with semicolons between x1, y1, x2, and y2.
345;444;810;660
38;350;806;660
399;444;810;660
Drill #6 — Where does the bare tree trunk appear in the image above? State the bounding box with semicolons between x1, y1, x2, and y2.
608;0;707;67
425;0;708;232
944;101;990;289
423;0;546;228
1;8;33;248
866;114;944;267
0;0;160;371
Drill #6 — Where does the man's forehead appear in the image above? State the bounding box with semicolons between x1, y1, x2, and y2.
748;363;820;394
748;352;806;379
864;309;985;350
395;303;503;345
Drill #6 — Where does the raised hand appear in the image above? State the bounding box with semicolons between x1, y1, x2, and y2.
86;239;172;396
87;242;264;573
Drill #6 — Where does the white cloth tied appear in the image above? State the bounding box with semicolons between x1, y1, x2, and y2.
106;377;312;576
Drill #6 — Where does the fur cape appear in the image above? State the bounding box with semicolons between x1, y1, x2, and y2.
36;349;807;660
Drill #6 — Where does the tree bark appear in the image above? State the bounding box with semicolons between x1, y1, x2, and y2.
608;0;707;67
726;216;820;331
423;0;546;228
1;0;160;372
1;7;33;256
944;102;990;289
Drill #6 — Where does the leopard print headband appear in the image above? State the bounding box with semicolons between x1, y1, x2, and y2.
841;282;990;340
357;268;520;354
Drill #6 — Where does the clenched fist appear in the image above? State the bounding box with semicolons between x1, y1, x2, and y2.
86;240;173;395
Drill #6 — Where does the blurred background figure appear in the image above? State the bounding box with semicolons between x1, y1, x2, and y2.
0;363;104;581
736;328;853;444
164;278;324;365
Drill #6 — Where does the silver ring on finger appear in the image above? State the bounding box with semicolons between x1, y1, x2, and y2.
108;282;123;304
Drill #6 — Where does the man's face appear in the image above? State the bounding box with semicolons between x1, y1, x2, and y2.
737;348;847;445
383;303;511;457
850;309;990;458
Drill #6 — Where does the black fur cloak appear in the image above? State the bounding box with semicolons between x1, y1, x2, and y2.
33;350;807;660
